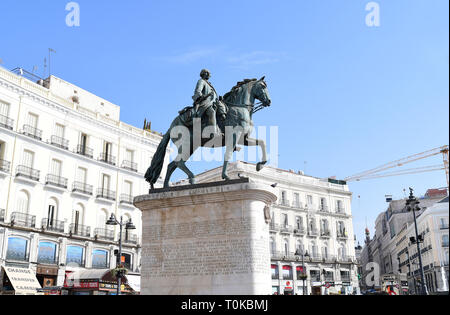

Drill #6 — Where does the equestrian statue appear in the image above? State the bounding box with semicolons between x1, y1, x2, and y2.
145;69;272;189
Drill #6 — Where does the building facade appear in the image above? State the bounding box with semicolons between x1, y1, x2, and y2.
0;66;165;294
195;161;359;295
360;190;449;295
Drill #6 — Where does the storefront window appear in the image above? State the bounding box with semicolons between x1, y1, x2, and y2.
66;245;84;267
296;266;307;280
282;265;293;280
122;253;132;270
310;270;321;282
271;264;279;280
92;250;109;269
6;237;28;261
37;242;57;264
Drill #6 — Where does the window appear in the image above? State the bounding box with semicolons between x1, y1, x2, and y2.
122;253;132;270
38;242;57;264
22;150;34;168
97;209;108;229
16;190;30;214
282;213;288;227
0;100;10;117
26;113;38;128
320;198;326;210
54;123;65;138
271;264;279;280
443;235;449;247
76;167;87;183
66;246;84;266
282;265;293;280
310;270;320;282
50;159;62;176
322;245;329;259
296;266;306;280
6;237;28;261
281;191;287;205
270;238;276;254
92;249;109;269
296;217;303;230
307;195;313;206
284;239;289;256
102;174;110;190
125;149;134;163
294;193;300;207
123;180;133;197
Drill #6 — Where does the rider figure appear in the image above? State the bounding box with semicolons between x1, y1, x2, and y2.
193;69;224;137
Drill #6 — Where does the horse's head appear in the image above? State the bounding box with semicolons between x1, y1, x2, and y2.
252;76;271;107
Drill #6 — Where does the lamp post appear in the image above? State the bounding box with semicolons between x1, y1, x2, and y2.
295;249;309;295
106;214;136;296
405;188;428;295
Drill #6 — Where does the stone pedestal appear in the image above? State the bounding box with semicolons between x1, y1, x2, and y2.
134;178;277;295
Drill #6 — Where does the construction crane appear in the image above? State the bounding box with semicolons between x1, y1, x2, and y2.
344;145;449;189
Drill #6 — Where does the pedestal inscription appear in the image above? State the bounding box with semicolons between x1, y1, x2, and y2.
134;179;277;295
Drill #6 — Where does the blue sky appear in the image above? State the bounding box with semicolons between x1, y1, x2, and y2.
1;0;448;244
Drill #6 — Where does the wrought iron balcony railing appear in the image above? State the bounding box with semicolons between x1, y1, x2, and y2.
50;135;69;150
319;205;329;212
23;124;42;140
337;232;348;239
6;251;29;262
0;114;14;130
37;256;58;265
320;229;331;238
0;159;11;173
16;165;41;182
269;222;278;231
121;160;138;172
10;212;36;228
76;144;94;159
307;228;319;237
69;223;91;237
98;153;116;166
336;208;346;215
279;199;290;207
440;224;449;230
120;194;134;205
45;174;68;189
41;218;65;233
16;165;40;181
94;228;115;241
280;225;293;234
121;232;138;245
72;182;93;195
96;188;116;201
294;227;306;235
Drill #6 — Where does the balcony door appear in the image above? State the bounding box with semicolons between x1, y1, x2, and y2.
26;113;38;131
55;123;65;139
102;174;110;191
50;159;62;177
22;150;34;169
125;149;134;163
0;101;9;116
104;142;112;156
76;167;87;184
80;133;88;151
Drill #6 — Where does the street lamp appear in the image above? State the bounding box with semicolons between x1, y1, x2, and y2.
405;188;428;295
106;214;136;295
295;249;310;295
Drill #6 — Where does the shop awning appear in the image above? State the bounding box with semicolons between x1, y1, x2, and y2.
126;275;140;293
3;266;42;295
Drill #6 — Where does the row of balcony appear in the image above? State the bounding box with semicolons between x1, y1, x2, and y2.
269;223;349;239
278;200;347;215
270;251;355;264
12;166;134;204
3;211;138;244
0;120;139;172
272;273;352;282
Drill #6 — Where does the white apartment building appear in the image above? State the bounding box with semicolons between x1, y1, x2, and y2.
0;66;165;294
360;189;449;295
195;161;359;295
395;197;449;294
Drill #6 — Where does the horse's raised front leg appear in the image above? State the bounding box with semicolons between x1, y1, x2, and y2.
242;136;268;172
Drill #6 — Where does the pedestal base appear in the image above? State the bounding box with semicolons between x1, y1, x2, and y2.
134;179;277;295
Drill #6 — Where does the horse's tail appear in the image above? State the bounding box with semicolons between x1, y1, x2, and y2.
145;129;171;186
